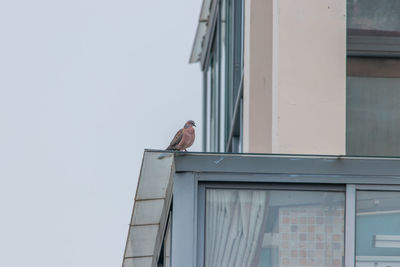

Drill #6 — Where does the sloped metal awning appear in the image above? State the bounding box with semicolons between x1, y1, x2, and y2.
189;0;213;63
122;151;174;267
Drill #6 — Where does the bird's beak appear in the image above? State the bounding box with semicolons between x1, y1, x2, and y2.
193;123;196;127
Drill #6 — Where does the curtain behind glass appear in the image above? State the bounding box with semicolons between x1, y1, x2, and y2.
205;189;345;267
205;189;269;267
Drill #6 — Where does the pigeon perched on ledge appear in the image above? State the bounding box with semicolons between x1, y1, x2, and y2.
166;120;196;151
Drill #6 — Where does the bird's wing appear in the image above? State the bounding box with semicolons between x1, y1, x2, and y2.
167;128;184;150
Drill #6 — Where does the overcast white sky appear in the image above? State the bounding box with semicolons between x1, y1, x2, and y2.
0;0;202;266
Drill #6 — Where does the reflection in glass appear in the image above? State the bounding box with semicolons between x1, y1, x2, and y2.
348;0;400;33
347;76;400;156
356;191;400;266
205;189;345;267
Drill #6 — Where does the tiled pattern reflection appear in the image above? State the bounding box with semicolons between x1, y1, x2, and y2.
278;207;344;267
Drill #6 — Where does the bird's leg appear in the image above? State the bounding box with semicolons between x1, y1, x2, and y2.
184;149;187;152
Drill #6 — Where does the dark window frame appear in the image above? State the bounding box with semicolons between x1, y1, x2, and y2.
199;183;347;266
201;0;244;153
196;182;400;267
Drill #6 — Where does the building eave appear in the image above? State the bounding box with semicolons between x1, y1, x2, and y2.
189;0;213;64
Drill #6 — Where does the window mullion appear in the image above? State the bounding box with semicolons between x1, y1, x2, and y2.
345;184;356;267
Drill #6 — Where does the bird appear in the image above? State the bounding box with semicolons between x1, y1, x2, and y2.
166;120;196;151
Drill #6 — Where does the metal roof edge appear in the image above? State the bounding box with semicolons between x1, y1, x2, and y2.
189;0;213;64
172;153;400;177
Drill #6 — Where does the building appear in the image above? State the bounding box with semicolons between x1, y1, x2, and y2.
191;0;400;155
122;0;400;266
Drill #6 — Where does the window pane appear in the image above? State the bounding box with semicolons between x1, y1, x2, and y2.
347;76;400;156
205;189;345;267
347;0;400;56
348;0;400;32
356;191;400;266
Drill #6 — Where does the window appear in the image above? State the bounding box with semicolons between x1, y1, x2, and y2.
205;188;345;267
169;154;400;267
198;184;400;267
202;0;244;152
347;58;400;156
346;0;400;156
207;52;220;152
347;0;400;57
356;190;400;266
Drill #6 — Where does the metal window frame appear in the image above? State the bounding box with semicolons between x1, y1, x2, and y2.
172;175;400;267
171;172;199;267
197;181;352;267
201;0;244;152
347;31;400;58
169;154;400;267
353;185;400;267
347;57;400;78
202;72;208;152
196;182;400;267
225;0;243;152
200;0;219;70
226;74;243;152
345;184;356;267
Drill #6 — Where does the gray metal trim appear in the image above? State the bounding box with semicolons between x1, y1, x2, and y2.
355;184;400;191
124;256;154;259
232;0;243;98
201;182;345;191
216;5;222;152
197;183;206;267
347;35;400;58
345;184;356;267
174;153;400;177
226;74;243;152
202;71;208;152
172;172;198;267
197;181;349;266
197;172;400;185
200;0;219;71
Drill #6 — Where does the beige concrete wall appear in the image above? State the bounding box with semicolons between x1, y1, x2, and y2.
243;0;346;155
243;0;273;153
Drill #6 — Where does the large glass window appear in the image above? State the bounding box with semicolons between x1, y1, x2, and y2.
347;0;400;56
205;189;345;267
202;0;243;153
346;0;400;156
356;191;400;266
348;0;400;32
346;58;400;156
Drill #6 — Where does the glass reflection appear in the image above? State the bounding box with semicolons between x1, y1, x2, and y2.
356;191;400;267
205;189;345;267
348;0;400;33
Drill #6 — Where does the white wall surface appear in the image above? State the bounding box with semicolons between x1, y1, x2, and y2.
244;0;346;154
